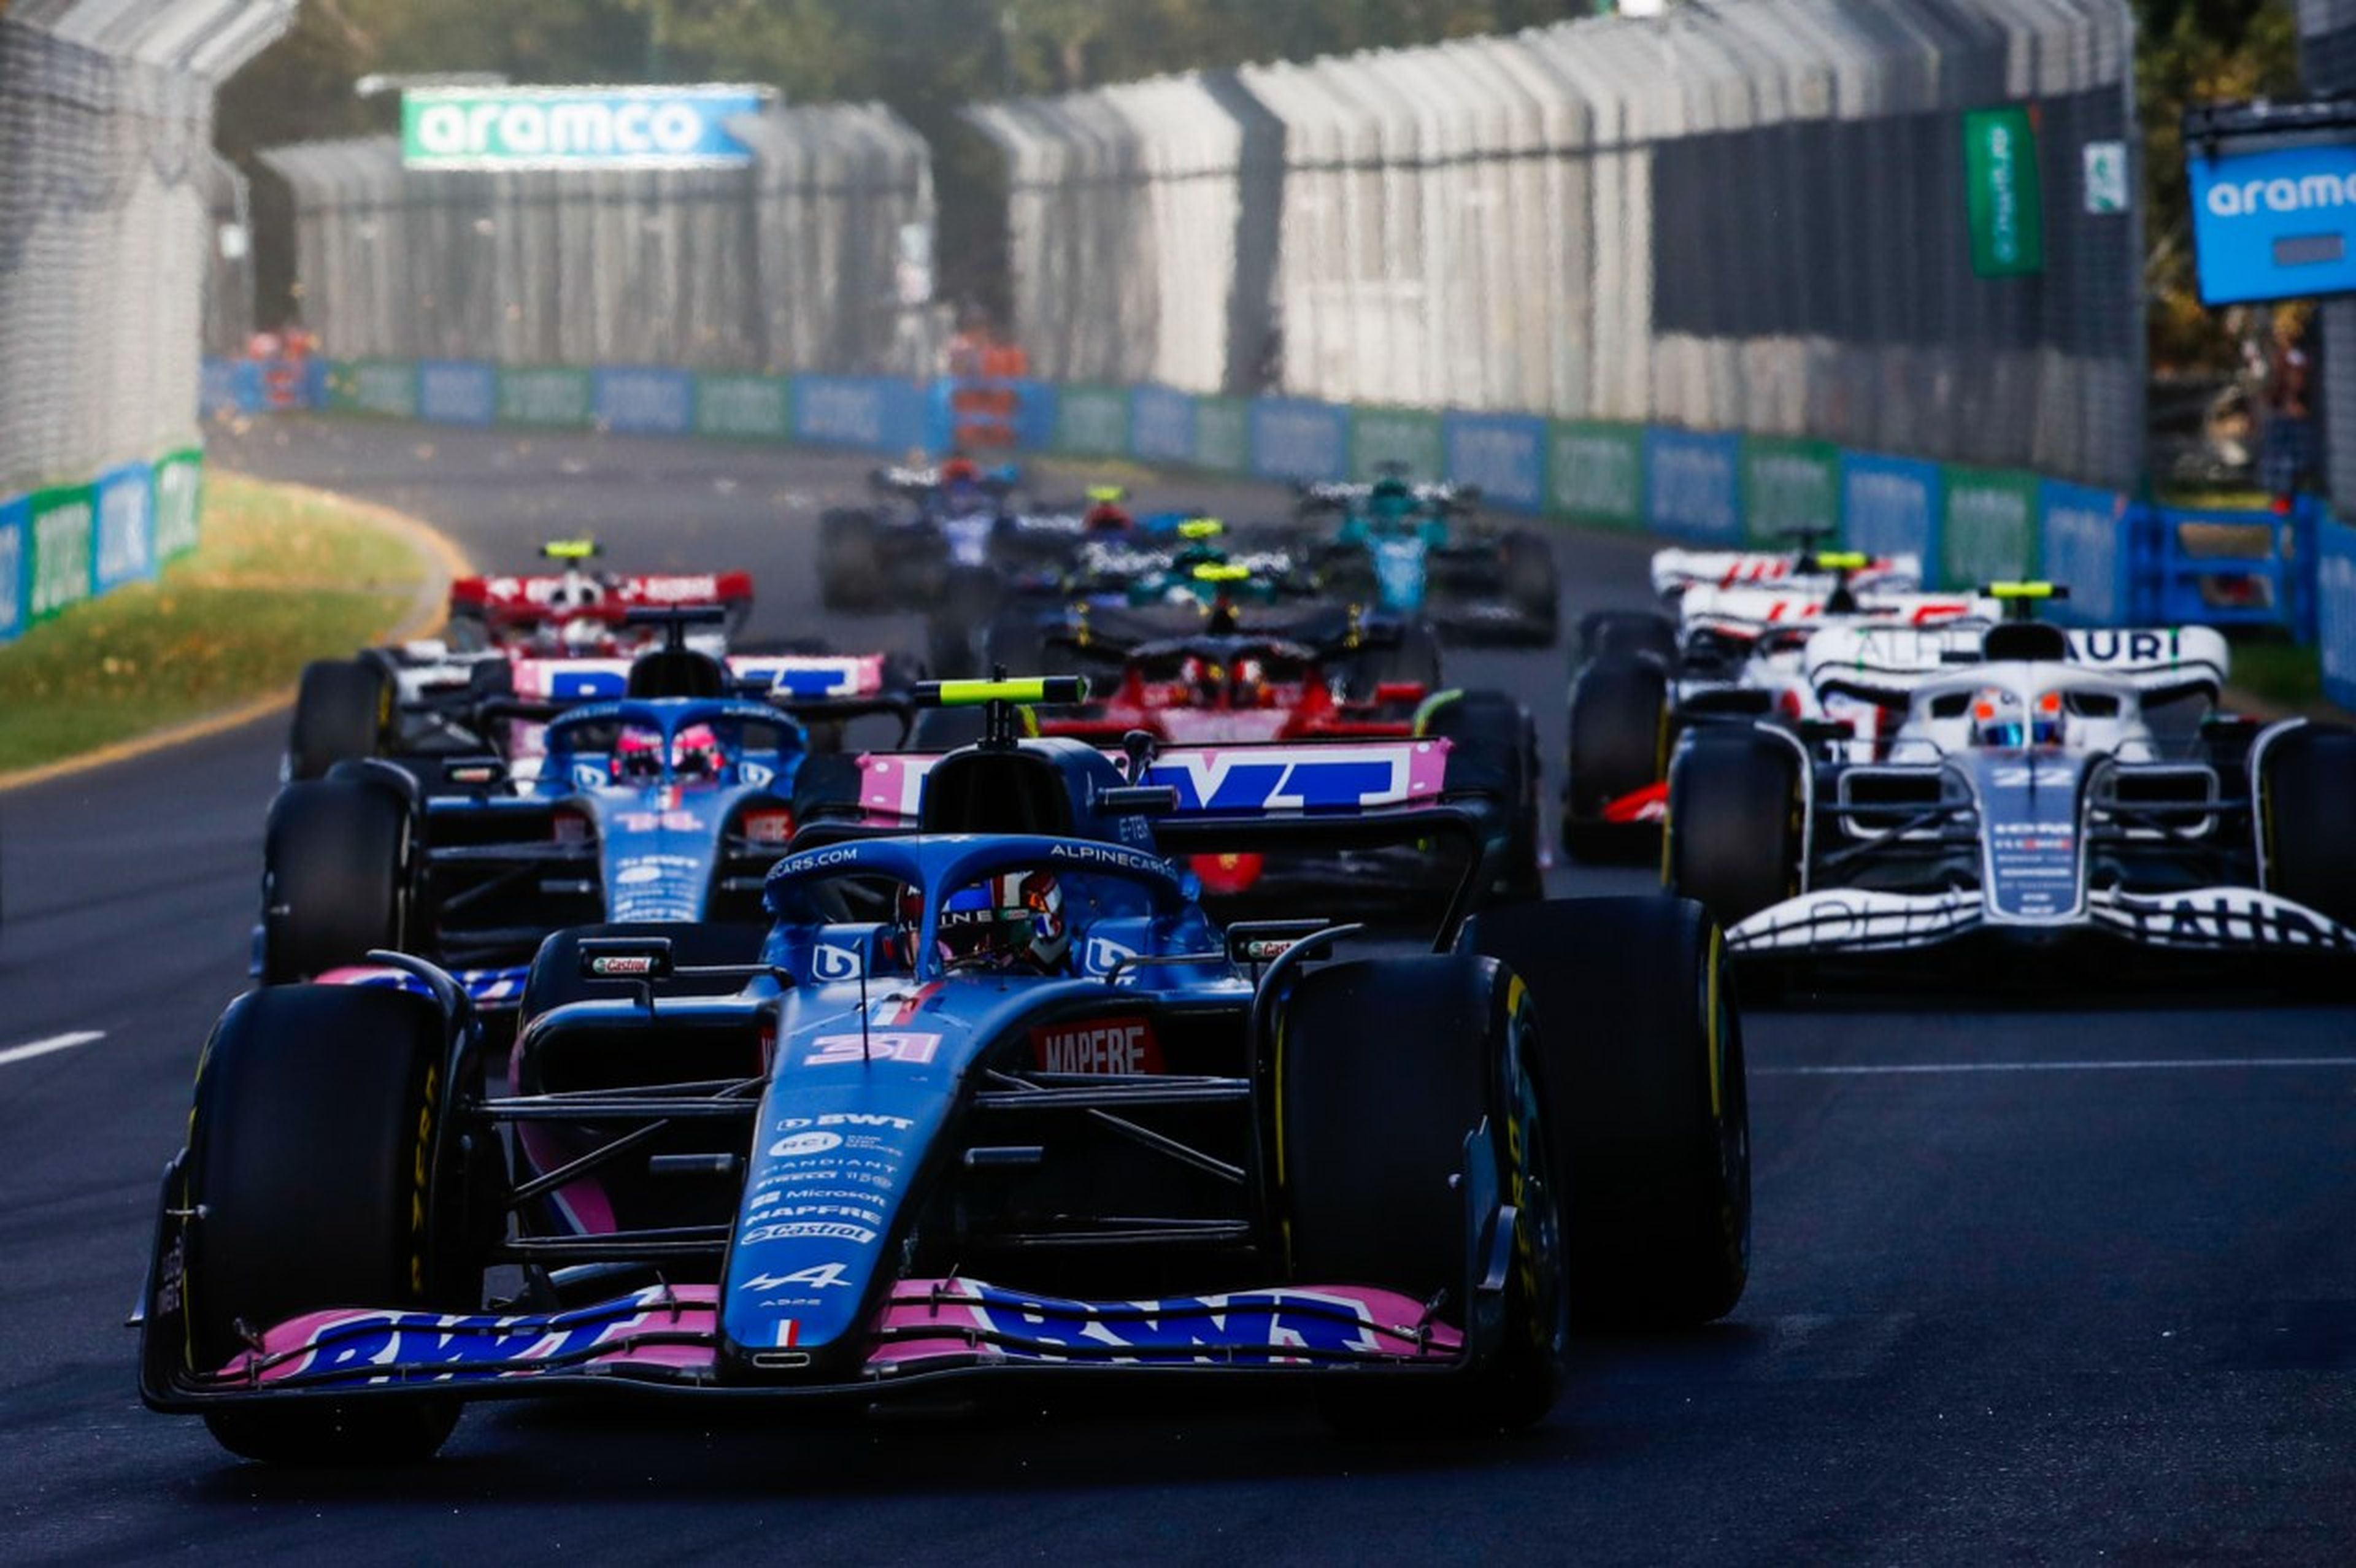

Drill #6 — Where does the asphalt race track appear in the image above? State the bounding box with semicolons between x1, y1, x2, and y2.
3;417;2354;1564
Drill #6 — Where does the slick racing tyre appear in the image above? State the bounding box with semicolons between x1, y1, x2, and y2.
2257;721;2356;929
818;509;886;611
261;775;413;983
1562;654;1668;863
1458;896;1749;1329
1665;726;1801;928
1422;689;1544;904
1280;955;1568;1432
288;658;393;781
1576;609;1679;669
180;986;471;1464
1499;531;1560;643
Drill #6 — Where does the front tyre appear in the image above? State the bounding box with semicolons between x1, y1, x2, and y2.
180;986;473;1463
1280;955;1568;1431
1460;896;1750;1328
261;777;413;983
288;658;392;781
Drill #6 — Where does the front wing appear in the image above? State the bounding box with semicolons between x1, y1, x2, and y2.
1727;885;2356;958
145;1278;1465;1410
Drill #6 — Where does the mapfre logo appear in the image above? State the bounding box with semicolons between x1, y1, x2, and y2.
1031;1017;1163;1075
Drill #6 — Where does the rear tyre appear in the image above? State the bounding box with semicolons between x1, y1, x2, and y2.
181;986;469;1464
1562;655;1668;863
790;751;866;830
1458;896;1749;1328
1499;532;1560;644
1577;609;1679;668
1281;956;1568;1432
1665;727;1801;928
1423;690;1543;903
288;659;392;782
2257;722;2356;929
261;778;412;983
819;510;885;611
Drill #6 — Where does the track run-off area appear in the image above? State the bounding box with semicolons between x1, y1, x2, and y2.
3;417;2352;1563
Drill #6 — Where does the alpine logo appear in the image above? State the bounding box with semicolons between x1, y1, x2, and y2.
813;943;863;980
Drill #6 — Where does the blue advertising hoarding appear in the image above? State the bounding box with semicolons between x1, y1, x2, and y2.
1840;451;1943;571
2038;480;2131;625
595;367;696;436
418;361;499;427
793;375;936;454
2317;514;2356;710
1249;399;1350;483
93;463;157;594
1130;385;1197;465
2187;139;2356;305
1644;428;1742;542
1442;412;1549;512
403;86;774;171
0;493;27;646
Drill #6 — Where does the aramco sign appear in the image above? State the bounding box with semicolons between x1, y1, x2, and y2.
401;86;775;171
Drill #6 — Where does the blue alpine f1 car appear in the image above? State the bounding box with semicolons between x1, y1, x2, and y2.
144;679;1749;1463
256;615;911;1011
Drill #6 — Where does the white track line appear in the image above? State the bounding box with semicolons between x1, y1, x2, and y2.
0;1031;104;1068
1762;1056;2356;1077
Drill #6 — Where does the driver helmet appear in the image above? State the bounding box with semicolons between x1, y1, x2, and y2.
672;722;723;781
907;870;1071;973
1369;474;1416;525
940;456;980;485
1085;499;1133;534
1970;685;2063;748
1233;655;1269;707
612;726;664;784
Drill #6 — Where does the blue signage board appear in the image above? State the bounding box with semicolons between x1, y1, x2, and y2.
595;367;696;436
1643;428;1743;542
2319;513;2356;710
2038;480;2131;626
404;86;774;171
418;361;498;427
1249;399;1350;483
1840;450;1943;569
2187;140;2356;305
1442;412;1549;512
0;493;27;646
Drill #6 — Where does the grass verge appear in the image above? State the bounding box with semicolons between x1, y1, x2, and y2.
2228;639;2327;714
0;472;428;776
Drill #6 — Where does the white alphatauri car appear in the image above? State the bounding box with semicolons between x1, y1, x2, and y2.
1661;604;2356;969
1563;546;1982;859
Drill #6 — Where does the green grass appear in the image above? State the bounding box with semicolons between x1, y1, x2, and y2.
0;473;426;775
2228;638;2326;713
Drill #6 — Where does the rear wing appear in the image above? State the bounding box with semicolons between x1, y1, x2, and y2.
835;735;1501;945
451;572;753;615
1652;549;1922;601
1679;585;1995;640
1803;623;2233;705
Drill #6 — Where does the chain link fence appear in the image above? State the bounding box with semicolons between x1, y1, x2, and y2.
0;1;292;497
966;0;2143;490
261;106;935;376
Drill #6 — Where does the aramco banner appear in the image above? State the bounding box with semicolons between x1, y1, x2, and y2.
402;86;776;171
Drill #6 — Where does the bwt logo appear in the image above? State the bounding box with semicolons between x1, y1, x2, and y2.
1142;751;1411;812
